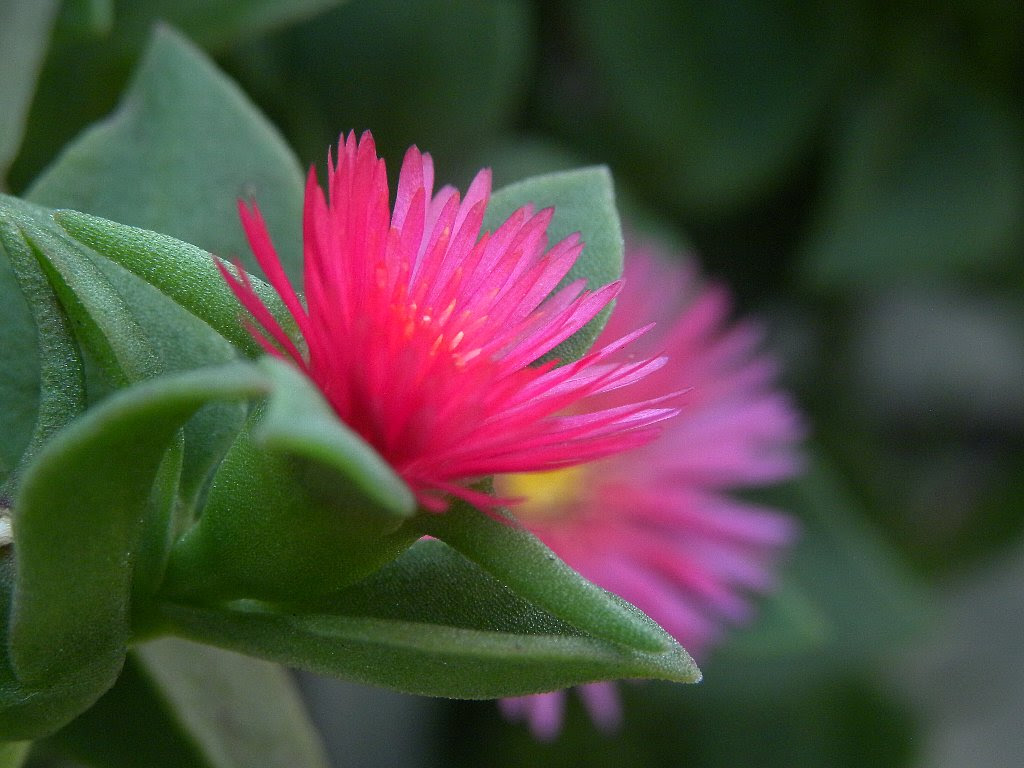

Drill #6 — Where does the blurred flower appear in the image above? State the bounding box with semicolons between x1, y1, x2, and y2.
219;131;675;511
497;241;805;740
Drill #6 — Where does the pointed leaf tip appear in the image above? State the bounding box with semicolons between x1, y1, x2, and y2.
419;503;676;654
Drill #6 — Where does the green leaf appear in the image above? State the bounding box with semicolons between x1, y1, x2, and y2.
483;166;624;363
418;502;670;654
162;359;417;605
43;638;329;768
47;204;249;511
10;3;345;192
0;0;60;189
0;198;86;495
27;25;305;276
55;209;290;358
235;0;532;171
255;358;414;513
0;550;115;741
159;539;699;698
801;71;1024;288
573;0;851;216
0;241;38;486
132;434;186;604
20;220;162;387
3;196;239;512
8;363;270;693
0;741;29;768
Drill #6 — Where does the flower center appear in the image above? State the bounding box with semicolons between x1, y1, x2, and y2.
497;466;589;522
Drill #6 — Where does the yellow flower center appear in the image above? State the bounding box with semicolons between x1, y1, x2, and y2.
498;465;588;522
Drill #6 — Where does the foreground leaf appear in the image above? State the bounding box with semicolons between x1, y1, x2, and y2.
56;210;290;358
160;539;700;698
0;200;85;495
21;219;161;387
161;359;417;604
8;197;246;512
0;551;116;741
0;232;39;486
5;363;270;739
132;435;186;604
42;638;329;768
255;358;414;514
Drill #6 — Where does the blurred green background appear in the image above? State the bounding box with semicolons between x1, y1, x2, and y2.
4;0;1022;766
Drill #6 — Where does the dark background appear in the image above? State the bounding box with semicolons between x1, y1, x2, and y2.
6;1;1023;766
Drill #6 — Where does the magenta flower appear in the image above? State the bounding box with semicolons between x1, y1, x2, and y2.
218;132;675;511
497;241;805;740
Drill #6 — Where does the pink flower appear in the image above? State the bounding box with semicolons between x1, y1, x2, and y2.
218;132;676;511
497;241;805;740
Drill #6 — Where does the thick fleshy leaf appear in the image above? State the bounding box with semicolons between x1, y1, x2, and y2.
28;25;304;276
55;210;289;358
159;539;699;698
19;219;161;387
0;241;38;486
418;502;670;653
3;197;239;509
7;364;270;712
132;435;185;604
0;0;59;188
254;358;414;513
483;166;624;364
161;359;417;605
42;638;329;768
0;550;117;741
0;199;85;495
801;72;1024;288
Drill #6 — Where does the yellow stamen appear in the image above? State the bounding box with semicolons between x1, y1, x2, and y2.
499;466;588;522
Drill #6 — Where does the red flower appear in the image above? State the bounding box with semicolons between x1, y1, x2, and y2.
219;132;675;510
498;241;805;739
